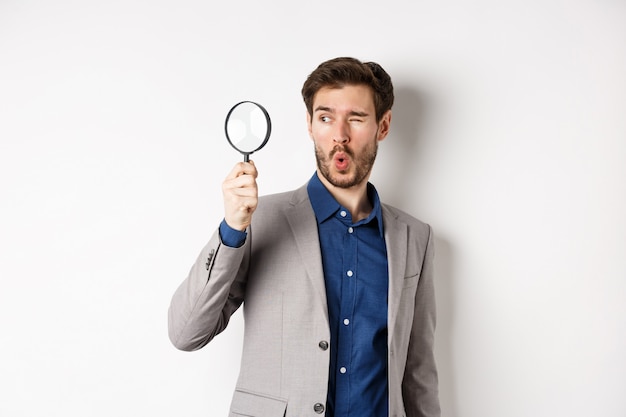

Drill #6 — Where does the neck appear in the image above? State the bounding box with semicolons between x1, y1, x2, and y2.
317;170;373;222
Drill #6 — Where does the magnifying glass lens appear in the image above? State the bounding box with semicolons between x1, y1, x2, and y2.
225;101;271;161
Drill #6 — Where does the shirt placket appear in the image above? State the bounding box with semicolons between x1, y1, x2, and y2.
335;209;357;415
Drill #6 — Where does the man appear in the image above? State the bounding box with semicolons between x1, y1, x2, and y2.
168;57;440;417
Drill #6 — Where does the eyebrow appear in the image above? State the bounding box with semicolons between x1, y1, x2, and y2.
314;106;369;117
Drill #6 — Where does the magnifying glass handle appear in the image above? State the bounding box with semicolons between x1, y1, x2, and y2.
244;154;250;163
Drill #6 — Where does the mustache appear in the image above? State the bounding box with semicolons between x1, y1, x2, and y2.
330;145;354;159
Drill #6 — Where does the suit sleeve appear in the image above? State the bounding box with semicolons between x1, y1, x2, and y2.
402;225;441;417
168;227;250;351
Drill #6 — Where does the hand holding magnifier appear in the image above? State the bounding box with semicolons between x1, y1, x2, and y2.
224;101;271;162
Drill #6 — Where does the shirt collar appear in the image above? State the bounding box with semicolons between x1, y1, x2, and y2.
307;172;384;237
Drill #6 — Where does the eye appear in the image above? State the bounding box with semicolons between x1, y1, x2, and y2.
320;116;331;123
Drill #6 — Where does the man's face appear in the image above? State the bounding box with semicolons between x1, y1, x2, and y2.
307;84;391;189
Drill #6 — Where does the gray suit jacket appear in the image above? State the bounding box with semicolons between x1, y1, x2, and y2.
168;183;439;417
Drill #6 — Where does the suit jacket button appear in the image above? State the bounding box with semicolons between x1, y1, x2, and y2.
318;341;329;351
313;403;325;414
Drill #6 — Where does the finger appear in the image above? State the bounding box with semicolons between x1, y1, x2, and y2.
223;175;258;193
225;188;258;202
225;161;258;180
238;161;258;178
238;197;258;212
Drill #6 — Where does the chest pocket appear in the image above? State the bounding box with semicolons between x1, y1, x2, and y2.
230;389;287;417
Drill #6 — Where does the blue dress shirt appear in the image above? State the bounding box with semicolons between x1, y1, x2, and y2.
219;173;389;416
307;173;389;417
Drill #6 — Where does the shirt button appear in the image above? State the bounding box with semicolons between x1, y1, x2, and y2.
343;318;350;325
348;227;353;233
318;340;329;350
340;210;347;217
346;270;353;277
340;367;347;374
314;403;325;414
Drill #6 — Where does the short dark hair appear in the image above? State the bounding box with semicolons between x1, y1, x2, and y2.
301;57;394;122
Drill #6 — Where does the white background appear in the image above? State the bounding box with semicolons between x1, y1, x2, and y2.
1;1;625;416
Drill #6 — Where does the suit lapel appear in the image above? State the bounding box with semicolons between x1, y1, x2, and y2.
383;205;408;346
285;186;329;323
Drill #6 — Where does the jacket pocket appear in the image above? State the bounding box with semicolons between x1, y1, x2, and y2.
230;389;287;417
403;273;419;289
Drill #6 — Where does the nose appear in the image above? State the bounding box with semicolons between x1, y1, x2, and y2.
332;121;349;144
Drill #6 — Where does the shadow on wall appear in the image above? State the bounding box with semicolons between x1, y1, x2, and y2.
379;85;458;417
375;85;430;209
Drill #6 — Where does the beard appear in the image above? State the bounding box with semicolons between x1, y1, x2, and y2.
314;139;378;189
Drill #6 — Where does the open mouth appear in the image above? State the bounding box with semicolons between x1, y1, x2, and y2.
334;152;349;171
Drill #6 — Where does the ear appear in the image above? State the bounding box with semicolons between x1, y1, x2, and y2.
306;110;314;140
376;110;392;142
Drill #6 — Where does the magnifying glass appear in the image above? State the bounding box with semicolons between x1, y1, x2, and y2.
224;101;271;162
